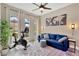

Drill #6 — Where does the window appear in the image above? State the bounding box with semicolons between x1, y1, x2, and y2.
10;16;19;23
10;16;19;37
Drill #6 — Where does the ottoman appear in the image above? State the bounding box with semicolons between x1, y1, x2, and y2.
40;40;47;47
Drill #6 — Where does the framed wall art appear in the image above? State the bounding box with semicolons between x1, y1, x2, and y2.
46;14;67;26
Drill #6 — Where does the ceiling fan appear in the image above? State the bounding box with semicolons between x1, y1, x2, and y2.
32;3;52;11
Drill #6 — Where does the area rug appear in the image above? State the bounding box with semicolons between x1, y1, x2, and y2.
7;41;79;56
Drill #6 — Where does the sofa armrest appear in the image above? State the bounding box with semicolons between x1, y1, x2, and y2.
62;38;69;51
38;35;41;42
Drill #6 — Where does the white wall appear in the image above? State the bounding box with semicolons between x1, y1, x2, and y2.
41;3;79;46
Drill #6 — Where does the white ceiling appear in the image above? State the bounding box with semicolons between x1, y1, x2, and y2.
7;3;72;16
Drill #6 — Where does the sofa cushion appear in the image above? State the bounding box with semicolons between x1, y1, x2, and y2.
56;35;66;41
58;37;67;42
49;34;57;40
47;39;63;46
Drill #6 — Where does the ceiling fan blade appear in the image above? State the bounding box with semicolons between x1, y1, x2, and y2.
32;8;40;11
43;3;48;6
43;7;52;10
33;3;39;7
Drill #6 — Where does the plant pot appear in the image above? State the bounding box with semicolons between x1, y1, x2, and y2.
0;45;2;56
1;48;9;56
0;50;1;56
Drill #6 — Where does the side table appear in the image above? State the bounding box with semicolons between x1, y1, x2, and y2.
69;39;76;53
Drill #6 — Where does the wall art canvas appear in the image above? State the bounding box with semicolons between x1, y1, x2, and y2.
46;14;67;26
59;14;67;25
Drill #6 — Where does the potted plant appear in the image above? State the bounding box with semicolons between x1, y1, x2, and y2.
0;19;10;56
0;20;1;56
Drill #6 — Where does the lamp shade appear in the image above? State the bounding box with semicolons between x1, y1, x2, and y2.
71;24;75;29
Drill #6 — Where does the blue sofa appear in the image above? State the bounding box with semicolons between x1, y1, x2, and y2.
38;33;69;51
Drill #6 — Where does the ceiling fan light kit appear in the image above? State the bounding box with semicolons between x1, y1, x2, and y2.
40;8;43;11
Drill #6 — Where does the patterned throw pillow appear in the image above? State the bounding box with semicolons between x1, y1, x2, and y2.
44;34;49;39
58;37;67;42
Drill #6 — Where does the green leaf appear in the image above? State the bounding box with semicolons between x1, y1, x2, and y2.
0;19;10;49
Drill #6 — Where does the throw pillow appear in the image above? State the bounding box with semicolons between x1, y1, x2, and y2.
58;37;67;42
44;34;49;39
